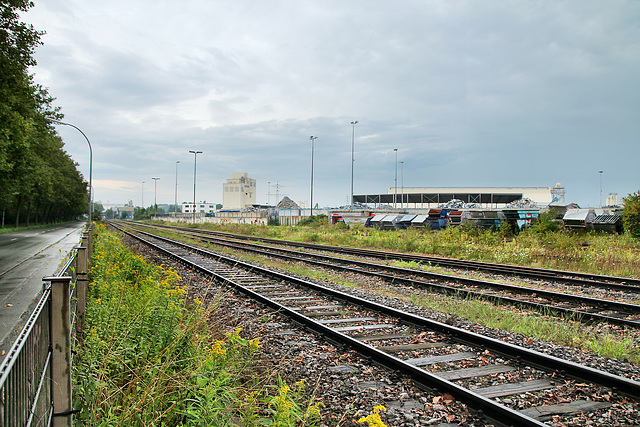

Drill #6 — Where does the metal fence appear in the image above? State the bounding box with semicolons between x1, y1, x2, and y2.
0;227;91;427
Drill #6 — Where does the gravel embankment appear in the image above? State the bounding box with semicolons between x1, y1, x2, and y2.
120;232;640;427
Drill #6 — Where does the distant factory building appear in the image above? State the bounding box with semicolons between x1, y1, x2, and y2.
223;173;256;210
354;186;558;209
182;202;216;214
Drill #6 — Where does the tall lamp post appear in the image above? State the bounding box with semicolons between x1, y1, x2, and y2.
393;148;398;209
599;170;603;208
310;136;318;217
152;177;160;219
189;150;202;223
174;161;180;216
50;120;93;222
399;161;404;209
350;121;358;208
141;181;145;210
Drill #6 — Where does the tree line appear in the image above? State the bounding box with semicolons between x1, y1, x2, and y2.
1;0;88;227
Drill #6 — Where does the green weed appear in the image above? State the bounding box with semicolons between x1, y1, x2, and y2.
75;224;319;426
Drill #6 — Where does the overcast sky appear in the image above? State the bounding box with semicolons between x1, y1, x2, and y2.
22;1;640;209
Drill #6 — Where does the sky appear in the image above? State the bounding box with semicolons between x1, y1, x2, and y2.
21;1;640;209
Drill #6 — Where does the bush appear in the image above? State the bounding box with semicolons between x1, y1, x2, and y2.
296;214;328;227
526;211;561;235
622;191;640;238
268;216;280;226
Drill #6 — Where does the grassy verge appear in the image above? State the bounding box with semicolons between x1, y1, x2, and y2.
74;224;321;426
151;220;640;278
0;221;78;235
407;294;640;364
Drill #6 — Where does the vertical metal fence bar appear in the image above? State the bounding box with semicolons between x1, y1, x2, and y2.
0;227;88;426
0;285;52;427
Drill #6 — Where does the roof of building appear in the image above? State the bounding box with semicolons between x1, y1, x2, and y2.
277;196;299;208
354;192;524;205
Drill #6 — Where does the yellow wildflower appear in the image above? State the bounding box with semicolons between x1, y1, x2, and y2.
209;340;226;356
357;405;387;427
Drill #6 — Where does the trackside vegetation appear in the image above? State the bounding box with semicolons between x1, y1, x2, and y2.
166;214;640;279
623;191;640;238
74;224;322;426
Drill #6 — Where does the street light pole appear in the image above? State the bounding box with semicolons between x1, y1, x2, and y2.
141;181;145;210
399;161;404;209
189;150;202;223
350;121;358;208
174;161;180;216
152;177;159;219
394;148;398;209
310;136;318;217
599;170;603;208
50;120;93;222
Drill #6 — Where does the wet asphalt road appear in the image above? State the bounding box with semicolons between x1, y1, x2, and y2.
0;221;85;351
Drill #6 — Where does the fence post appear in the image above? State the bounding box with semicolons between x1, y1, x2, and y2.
45;276;73;427
87;224;93;267
76;246;88;342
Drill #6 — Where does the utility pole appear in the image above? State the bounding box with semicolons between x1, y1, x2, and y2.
393;148;398;209
152;177;160;219
189;150;202;223
350;120;358;207
310;136;318;216
174;161;180;216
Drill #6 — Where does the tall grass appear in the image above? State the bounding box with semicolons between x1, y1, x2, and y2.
74;224;321;426
408;294;640;364
158;220;640;278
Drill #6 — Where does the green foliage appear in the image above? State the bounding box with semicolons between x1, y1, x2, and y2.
194;216;640;278
76;224;320;426
622;191;640;238
262;377;323;426
268;216;280;226
296;214;328;227
407;293;640;364
498;219;515;238
1;1;88;226
134;206;150;220
525;211;561;234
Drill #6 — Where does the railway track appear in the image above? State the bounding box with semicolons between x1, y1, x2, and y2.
112;222;640;426
128;221;640;290
125;222;640;328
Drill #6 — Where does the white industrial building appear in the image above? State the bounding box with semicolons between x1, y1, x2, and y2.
223;173;256;209
354;185;561;209
181;202;216;214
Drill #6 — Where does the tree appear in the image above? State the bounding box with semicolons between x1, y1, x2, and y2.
134;207;150;220
622;191;640;238
104;208;116;220
1;1;87;226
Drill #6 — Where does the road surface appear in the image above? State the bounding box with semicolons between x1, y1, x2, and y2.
0;221;86;352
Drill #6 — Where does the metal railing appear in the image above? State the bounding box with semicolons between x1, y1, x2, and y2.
0;226;91;427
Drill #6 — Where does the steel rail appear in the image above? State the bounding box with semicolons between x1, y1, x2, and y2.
129;221;640;290
115;223;640;401
114;224;547;426
130;223;640;328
